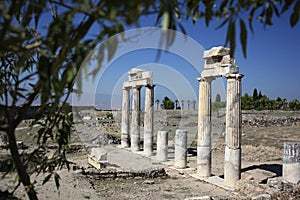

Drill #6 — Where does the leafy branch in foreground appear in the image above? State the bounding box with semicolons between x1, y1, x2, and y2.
184;0;300;57
1;1;299;199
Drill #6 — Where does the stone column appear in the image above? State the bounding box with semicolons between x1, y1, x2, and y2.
121;86;130;148
197;77;213;177
174;130;187;169
157;131;168;161
131;86;141;152
144;84;155;156
283;142;300;184
224;74;243;187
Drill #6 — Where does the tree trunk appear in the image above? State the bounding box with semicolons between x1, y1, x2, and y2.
7;130;38;200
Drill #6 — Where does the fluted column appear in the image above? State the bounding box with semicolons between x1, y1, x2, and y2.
197;77;213;177
121;87;130;148
131;86;141;152
144;84;155;156
283;142;300;184
224;74;243;187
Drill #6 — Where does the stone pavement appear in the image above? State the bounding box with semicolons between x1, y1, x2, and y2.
99;145;165;171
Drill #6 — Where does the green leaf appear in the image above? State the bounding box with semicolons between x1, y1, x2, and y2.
216;18;229;30
107;35;118;61
192;7;199;24
229;21;236;57
162;11;170;29
290;1;300;27
42;173;52;185
248;7;256;34
178;23;187;35
54;173;61;190
281;0;295;14
225;23;230;46
239;19;247;58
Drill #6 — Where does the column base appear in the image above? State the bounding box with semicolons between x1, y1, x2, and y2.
224;146;241;187
197;146;211;177
143;133;153;157
143;150;153;157
121;133;129;148
131;135;140;152
283;163;300;184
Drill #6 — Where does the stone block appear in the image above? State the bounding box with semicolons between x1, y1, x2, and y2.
90;148;107;161
203;46;230;58
184;196;211;200
251;194;271;200
201;65;239;78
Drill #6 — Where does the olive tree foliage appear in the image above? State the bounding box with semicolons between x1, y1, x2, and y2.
183;0;300;57
0;1;158;199
0;0;299;199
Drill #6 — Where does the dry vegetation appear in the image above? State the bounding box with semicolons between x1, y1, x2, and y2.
1;110;300;199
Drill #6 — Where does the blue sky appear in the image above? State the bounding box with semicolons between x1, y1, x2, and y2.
41;5;296;108
180;12;300;101
78;11;300;109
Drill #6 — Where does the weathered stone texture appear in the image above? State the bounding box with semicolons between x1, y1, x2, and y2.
174;130;187;169
157;131;168;161
283;142;300;184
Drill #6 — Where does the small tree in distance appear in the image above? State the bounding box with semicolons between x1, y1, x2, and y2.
212;93;226;112
161;97;175;110
215;94;221;102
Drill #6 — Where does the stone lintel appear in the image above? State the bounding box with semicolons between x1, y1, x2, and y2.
128;68;152;81
201;65;239;78
123;78;152;88
203;46;230;59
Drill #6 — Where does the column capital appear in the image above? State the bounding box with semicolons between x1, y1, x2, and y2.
145;84;155;89
224;73;244;80
197;77;215;83
122;86;131;90
132;85;142;90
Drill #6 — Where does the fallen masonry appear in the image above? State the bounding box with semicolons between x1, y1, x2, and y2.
88;148;108;169
80;167;167;180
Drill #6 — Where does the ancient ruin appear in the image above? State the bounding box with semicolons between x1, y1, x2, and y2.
197;46;243;187
88;148;108;169
283;142;300;184
121;68;155;156
157;131;168;161
174;130;188;169
118;48;300;192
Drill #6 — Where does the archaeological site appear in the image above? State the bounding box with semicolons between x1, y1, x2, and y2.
1;47;299;200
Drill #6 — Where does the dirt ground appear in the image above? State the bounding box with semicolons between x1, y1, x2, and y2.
1;110;300;199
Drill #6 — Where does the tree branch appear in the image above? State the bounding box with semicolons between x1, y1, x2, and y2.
13;84;40;130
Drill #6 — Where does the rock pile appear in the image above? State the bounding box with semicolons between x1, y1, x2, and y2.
236;176;300;199
242;116;300;127
73;165;167;180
